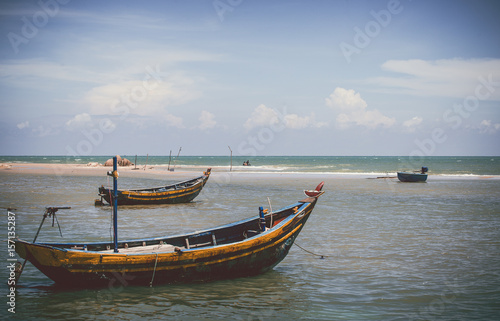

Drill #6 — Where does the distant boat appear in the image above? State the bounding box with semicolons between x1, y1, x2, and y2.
97;168;211;205
15;180;325;288
397;166;428;182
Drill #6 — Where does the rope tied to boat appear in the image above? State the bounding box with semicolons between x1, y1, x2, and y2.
294;242;328;259
150;253;159;287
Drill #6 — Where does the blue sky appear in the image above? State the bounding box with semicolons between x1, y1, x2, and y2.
1;0;499;156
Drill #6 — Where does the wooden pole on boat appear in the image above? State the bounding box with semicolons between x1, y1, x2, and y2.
267;197;273;227
113;157;118;252
228;146;232;172
16;206;71;282
107;156;119;253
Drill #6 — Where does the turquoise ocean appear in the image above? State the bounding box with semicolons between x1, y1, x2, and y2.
1;155;499;320
1;155;500;176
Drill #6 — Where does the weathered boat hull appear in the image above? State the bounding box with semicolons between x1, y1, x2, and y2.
15;197;319;288
397;172;428;182
98;169;211;205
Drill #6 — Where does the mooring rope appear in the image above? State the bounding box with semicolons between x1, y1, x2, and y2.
294;242;328;259
150;253;159;287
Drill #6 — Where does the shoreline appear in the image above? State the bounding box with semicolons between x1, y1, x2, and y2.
0;162;498;180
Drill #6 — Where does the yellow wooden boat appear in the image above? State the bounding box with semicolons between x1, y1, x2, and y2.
15;190;323;288
15;157;325;288
98;168;211;205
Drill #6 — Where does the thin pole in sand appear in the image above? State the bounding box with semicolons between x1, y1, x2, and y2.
132;155;139;170
172;147;181;170
168;150;172;171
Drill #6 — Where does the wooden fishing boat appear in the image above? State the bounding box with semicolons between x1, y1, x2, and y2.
15;187;325;288
98;168;211;205
15;158;325;288
397;166;428;182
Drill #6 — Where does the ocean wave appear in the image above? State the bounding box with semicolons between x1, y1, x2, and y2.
152;165;500;179
2;156;499;176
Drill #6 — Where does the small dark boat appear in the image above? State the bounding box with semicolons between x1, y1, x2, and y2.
98;168;211;205
397;166;428;182
15;160;325;287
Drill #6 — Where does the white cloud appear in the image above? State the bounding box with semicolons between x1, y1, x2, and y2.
479;120;500;134
244;104;280;130
244;104;326;130
372;58;500;100
17;121;29;129
0;45;221;90
326;87;395;129
66;113;92;130
325;87;367;112
283;113;327;129
336;110;395;130
163;113;184;128
283;114;310;129
198;111;216;130
32;125;58;137
86;73;200;117
65;113;117;133
402;116;423;132
0;59;104;88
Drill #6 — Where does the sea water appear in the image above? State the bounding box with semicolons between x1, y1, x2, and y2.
1;155;500;176
0;157;499;320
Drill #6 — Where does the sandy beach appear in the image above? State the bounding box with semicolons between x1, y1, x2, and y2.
0;162;336;192
0;162;215;179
